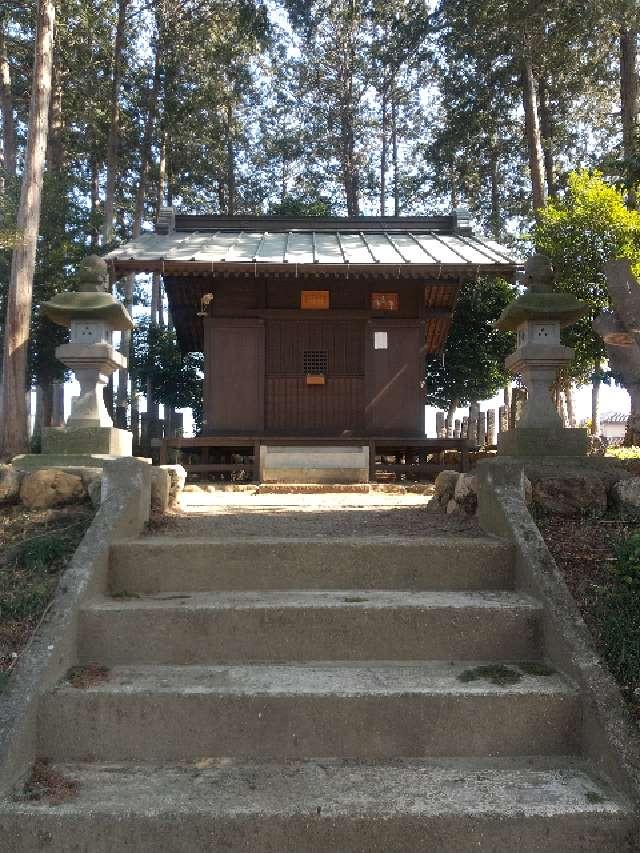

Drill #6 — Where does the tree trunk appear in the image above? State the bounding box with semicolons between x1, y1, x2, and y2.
46;62;63;172
165;131;173;206
449;157;458;209
339;1;359;216
117;55;160;429
90;149;99;248
537;75;556;199
446;398;458;439
489;146;501;240
563;377;576;429
391;82;399;216
132;57;160;232
591;359;601;436
624;383;640;446
379;76;387;217
147;377;158;420
158;127;167;209
102;0;127;246
620;26;638;209
226;100;235;216
0;22;17;185
521;39;546;211
40;378;53;430
0;0;55;459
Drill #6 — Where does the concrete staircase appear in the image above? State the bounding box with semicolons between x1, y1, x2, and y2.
1;534;634;851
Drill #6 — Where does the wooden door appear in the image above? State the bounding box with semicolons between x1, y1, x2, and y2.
265;319;365;434
203;319;264;433
365;320;426;434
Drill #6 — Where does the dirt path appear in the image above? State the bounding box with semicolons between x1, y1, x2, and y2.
149;490;483;539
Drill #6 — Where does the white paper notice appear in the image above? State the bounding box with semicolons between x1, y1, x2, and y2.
374;331;388;350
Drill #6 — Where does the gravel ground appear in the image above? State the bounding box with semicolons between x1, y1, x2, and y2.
148;492;483;539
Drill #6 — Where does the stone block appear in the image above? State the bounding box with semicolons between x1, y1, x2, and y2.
160;464;187;506
13;454;126;472
260;445;369;484
434;470;459;507
0;464;22;504
20;469;86;509
425;496;444;513
101;458;152;529
454;473;478;513
498;427;589;458
611;478;640;519
446;498;462;515
150;467;171;513
88;478;103;508
42;426;132;456
531;475;608;518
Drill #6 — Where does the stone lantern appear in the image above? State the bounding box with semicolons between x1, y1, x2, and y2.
495;254;589;457
34;255;134;463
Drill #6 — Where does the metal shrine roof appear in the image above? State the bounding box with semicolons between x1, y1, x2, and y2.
600;411;629;423
105;209;520;276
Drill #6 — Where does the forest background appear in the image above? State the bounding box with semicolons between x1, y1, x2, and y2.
0;0;638;450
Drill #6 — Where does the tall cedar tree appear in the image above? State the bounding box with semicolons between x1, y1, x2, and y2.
0;0;55;458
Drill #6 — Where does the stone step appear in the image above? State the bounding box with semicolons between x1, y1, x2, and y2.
109;537;514;594
38;662;579;762
78;590;541;665
0;759;632;852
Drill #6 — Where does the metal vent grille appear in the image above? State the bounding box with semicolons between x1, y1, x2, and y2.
303;350;328;375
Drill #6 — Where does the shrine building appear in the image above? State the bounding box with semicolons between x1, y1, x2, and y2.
105;209;518;481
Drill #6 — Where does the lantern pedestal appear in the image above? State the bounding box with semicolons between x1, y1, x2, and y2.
497;427;589;458
13;256;135;472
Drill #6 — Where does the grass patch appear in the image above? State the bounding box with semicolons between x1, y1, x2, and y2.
458;662;556;686
66;664;110;689
458;664;522;686
1;511;94;620
515;661;556;677
595;587;640;693
110;590;141;600
0;505;94;678
15;760;79;805
606;446;640;461
537;515;640;724
585;790;607;804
